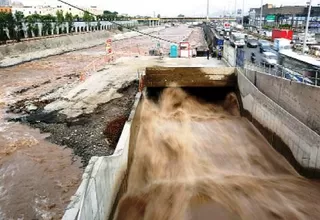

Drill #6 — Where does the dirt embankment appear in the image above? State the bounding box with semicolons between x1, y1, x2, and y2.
9;80;138;166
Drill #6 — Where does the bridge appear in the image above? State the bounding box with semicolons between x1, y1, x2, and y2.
132;17;236;23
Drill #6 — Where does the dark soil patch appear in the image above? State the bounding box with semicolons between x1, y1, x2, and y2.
10;80;138;166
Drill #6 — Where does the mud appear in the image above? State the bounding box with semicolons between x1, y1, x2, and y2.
114;87;320;220
9;80;138;166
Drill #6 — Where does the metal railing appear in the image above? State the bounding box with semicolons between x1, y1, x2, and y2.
243;61;320;87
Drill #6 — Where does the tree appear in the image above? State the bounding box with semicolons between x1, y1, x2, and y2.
5;12;15;40
83;11;94;30
41;14;55;35
14;11;24;41
178;14;185;17
73;14;80;22
56;9;65;33
157;14;161;18
65;12;74;32
243;15;249;24
26;14;40;37
0;12;9;42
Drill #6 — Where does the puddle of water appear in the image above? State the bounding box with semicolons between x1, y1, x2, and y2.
0;122;82;219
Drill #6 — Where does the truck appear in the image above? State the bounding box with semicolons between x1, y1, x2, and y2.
273;38;292;51
272;29;293;41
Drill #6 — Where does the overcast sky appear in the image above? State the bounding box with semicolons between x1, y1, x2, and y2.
20;0;320;16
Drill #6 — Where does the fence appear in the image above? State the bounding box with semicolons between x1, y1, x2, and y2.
243;61;320;87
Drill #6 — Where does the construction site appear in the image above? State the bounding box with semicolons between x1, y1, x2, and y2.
0;18;320;220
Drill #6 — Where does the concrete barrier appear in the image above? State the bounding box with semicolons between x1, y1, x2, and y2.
243;69;320;135
62;93;141;220
223;42;236;66
238;69;320;177
0;26;165;67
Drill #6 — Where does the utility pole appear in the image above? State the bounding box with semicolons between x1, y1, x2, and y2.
260;0;263;29
241;0;244;25
207;0;210;21
235;0;237;21
303;0;312;54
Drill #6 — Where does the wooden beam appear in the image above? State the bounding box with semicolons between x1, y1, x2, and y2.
144;67;237;87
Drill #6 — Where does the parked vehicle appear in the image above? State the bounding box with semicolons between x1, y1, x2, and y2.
261;52;277;66
273;38;292;52
247;39;258;48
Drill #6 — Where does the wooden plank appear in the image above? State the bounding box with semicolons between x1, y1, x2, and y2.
144;67;236;87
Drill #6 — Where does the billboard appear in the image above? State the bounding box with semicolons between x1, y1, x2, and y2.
266;14;276;22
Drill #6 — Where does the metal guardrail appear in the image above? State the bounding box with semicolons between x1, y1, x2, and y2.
243;61;320;87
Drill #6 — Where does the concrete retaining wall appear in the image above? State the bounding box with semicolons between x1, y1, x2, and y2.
243;69;320;135
62;93;141;220
223;42;235;66
238;69;320;177
0;26;165;67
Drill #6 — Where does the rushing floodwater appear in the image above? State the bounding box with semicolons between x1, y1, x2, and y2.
115;87;320;220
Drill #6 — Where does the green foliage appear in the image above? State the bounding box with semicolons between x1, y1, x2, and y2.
178;14;185;17
65;12;74;32
102;10;119;21
83;11;94;23
279;24;291;29
56;10;65;26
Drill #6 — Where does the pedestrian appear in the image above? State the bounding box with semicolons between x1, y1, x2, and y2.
206;49;210;60
218;50;222;60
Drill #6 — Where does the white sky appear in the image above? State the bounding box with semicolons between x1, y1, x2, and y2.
19;0;320;16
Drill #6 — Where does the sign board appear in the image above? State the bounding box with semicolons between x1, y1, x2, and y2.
266;14;276;22
105;39;113;55
236;48;245;67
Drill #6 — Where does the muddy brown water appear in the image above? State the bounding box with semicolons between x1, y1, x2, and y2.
114;87;320;220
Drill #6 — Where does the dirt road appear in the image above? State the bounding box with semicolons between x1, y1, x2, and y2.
115;87;320;220
0;25;203;219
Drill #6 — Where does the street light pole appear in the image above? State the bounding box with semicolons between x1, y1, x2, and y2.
235;0;237;21
207;0;209;21
303;0;312;54
260;0;263;29
241;0;244;25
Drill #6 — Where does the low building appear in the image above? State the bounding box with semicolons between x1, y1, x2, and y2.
0;6;11;13
249;4;320;28
11;3;103;17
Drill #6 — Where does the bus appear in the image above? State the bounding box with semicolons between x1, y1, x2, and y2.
278;50;320;85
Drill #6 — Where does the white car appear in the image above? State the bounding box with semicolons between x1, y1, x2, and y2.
261;52;277;66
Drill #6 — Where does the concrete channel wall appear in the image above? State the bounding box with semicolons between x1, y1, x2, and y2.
244;68;320;135
238;70;320;177
63;93;142;220
0;26;165;67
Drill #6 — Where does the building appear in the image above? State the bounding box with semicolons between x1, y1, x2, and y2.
0;0;11;6
11;2;103;17
249;4;320;28
0;6;11;13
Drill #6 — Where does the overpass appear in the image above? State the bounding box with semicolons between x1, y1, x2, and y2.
131;17;236;24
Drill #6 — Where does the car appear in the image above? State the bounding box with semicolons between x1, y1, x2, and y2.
259;40;271;53
247;39;258;48
261;52;277;66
